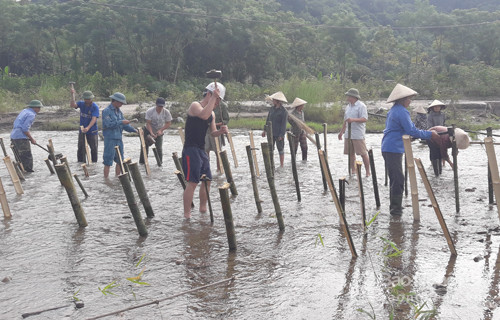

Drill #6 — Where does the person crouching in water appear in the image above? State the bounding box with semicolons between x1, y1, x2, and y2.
426;100;447;175
288;97;308;160
427;126;470;175
182;82;228;219
381;84;439;216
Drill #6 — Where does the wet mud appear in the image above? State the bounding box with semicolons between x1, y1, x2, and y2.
1;130;500;319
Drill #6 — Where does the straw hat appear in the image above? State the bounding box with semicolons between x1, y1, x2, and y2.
413;105;427;114
290;97;307;108
386;83;418;103
345;88;361;99
269;91;288;103
454;128;470;150
427;99;446;112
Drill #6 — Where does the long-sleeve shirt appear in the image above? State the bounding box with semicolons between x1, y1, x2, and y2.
381;104;432;154
265;104;288;138
428;125;452;160
427;111;445;128
102;104;136;139
288;108;304;136
10;108;36;140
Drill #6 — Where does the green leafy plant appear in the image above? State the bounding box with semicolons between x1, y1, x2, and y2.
315;233;325;247
99;281;119;296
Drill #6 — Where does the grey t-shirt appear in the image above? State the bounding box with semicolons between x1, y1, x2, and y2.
344;100;368;139
146;107;172;132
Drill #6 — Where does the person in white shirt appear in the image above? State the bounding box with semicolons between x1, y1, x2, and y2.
139;97;172;164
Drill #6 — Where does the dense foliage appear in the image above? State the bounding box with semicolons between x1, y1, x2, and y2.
1;0;500;105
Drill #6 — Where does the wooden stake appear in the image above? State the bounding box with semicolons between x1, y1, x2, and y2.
152;147;162;167
3;156;23;195
45;158;55;174
414;158;457;255
73;174;89;198
315;133;327;190
368;149;381;209
220;150;237;196
319;150;357;258
172;152;185;179
261;142;285;231
0;177;11;218
81;163;89;177
347;123;352;177
323;123;328;159
339;178;346;214
47;142;57;165
249;130;260;176
0;138;7;157
450;126;460;212
246;145;262;213
265;122;275;174
138;128;151;175
287;132;301;202
10;143;25;172
118;173;148;237
214;135;224;174
227;132;238;168
485;137;500;220
488;127;494;204
356;161;367;230
13;161;25;181
60;156;73;177
114;146;126;175
80;126;91;164
402;135;420;221
54;163;87;227
178;127;185;145
128;162;154;218
201;174;213;223
219;183;237;250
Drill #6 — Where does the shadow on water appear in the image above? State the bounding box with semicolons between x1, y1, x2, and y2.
3;130;500;318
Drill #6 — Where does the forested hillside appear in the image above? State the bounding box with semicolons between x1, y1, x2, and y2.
1;0;500;102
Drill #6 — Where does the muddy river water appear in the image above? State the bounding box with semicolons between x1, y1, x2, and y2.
1;129;500;319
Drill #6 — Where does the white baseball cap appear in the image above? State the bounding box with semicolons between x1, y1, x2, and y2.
205;82;226;100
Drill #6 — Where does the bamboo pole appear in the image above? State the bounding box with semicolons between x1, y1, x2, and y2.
402;135;420;220
488;127;494;204
0;177;11;218
81;163;89;177
80;126;91;165
10;143;25;172
356;161;367;229
246;145;263;213
450;126;460;212
470;141;500;145
227;132;238;168
13;161;25;181
214;135;224;174
138;128;151;175
265;122;275;174
118;173;148;236
0;138;7;158
347;122;352;177
201;174;213;223
323;123;328;159
128;162;154;218
249;130;260;176
175;170;194;208
315;133;327;190
339;178;346;214
4;156;23;195
219;182;237;250
44;158;54;174
287;132;301;202
151;147;162;167
485;137;500;221
60;156;73;177
220;150;237;196
319;150;357;258
172;152;185;179
404;154;408;197
73;174;89;198
368;149;381;209
261;142;285;231
114;146;126;175
54;163;87;227
86;277;235;320
47;142;56;165
414;158;457;255
178;127;185;145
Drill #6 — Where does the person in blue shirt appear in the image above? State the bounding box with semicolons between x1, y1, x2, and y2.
381;84;439;216
102;92;137;178
10;100;43;172
70;90;100;163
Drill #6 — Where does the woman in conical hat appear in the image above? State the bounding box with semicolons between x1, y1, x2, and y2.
427;99;446;128
413;105;427;130
262;91;288;167
381;84;439;216
288;97;308;160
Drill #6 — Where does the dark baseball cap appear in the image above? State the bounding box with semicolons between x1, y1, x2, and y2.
156;97;166;106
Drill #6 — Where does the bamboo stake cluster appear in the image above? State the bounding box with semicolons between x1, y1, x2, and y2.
118;173;148;237
128;162;154;218
54;163;87;227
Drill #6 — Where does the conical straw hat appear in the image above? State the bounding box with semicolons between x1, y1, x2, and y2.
269;91;288;103
290;97;307;108
454;128;470;149
427;99;446;111
386;83;418;103
413;105;427;114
